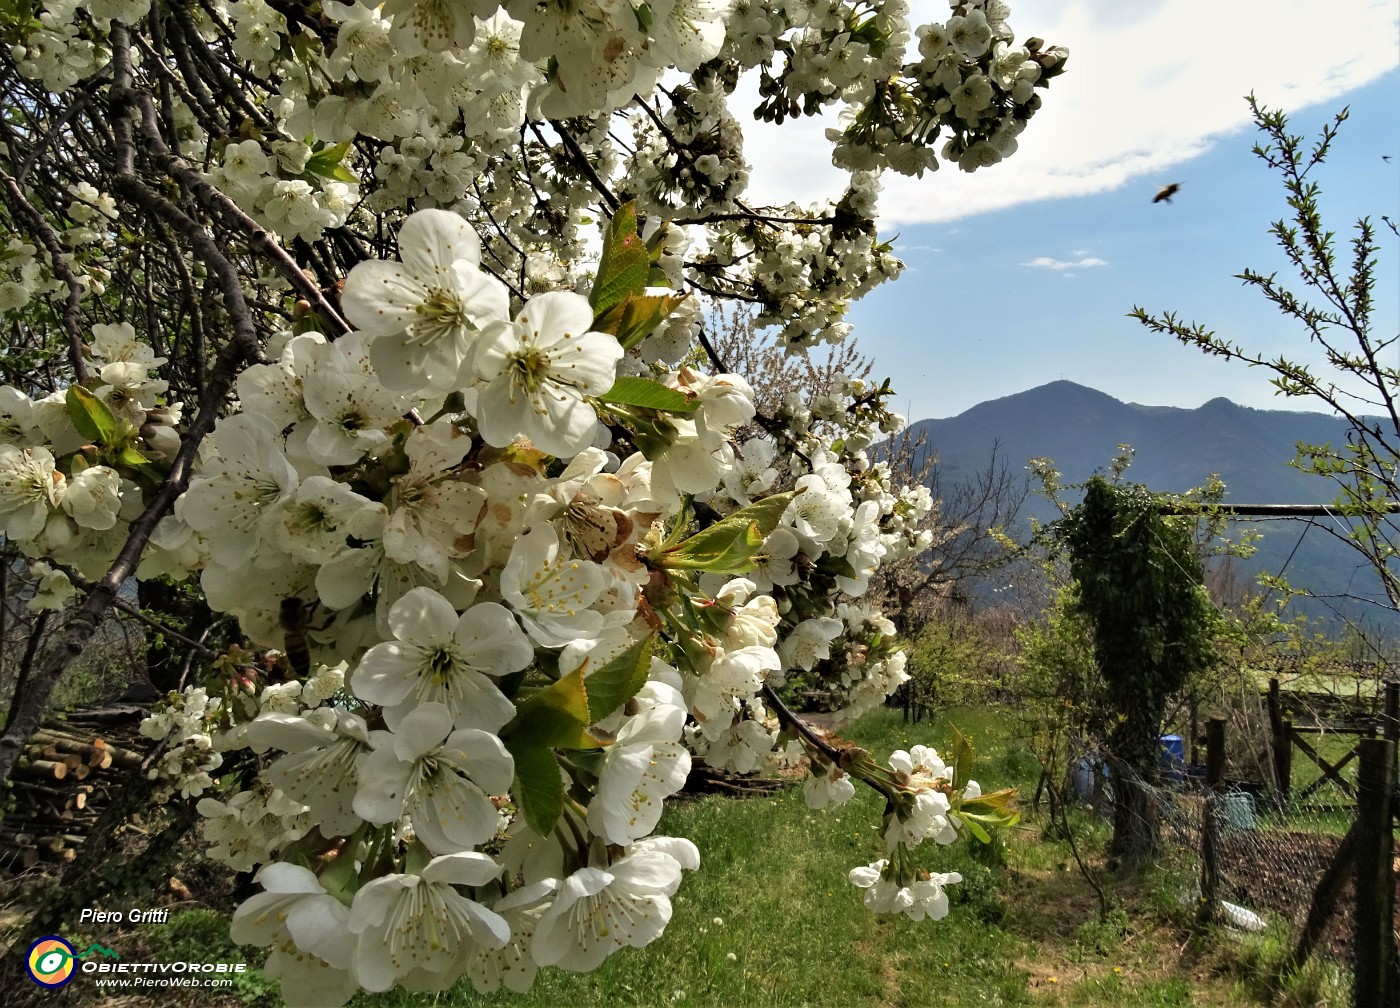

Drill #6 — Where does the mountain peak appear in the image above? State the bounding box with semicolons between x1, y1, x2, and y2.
900;382;1392;621
909;382;1343;503
952;380;1121;421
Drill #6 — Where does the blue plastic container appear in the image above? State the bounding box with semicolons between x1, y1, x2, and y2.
1071;757;1096;800
1159;734;1186;783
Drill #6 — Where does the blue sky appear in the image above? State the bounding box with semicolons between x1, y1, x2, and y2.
740;0;1400;421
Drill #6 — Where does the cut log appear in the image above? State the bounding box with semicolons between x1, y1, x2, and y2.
31;732;115;768
23;759;67;780
101;745;146;771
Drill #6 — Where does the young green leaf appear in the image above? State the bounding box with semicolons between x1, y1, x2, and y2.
585;636;655;722
509;744;566;837
956;787;1021;826
654;491;798;574
503;666;601;750
304;141;358;184
598;376;696;413
112;444;152;467
65;385;123;445
590;201;650;316
594;292;686;351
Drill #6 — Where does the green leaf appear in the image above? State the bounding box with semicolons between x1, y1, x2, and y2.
819;554;859;580
112;444;151;467
509;703;597;750
960;816;992;843
598;376;696;413
509;744;565;837
585;636;655;722
950;723;975;791
655;491;798;574
590;201;649;316
65;385;122;445
304;141;358;184
594;292;686;351
956;787;1020;822
503;666;600;750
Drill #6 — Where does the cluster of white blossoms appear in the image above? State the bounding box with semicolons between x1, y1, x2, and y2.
0;322;186;585
2;0;1062;351
1;0;1057;1000
0;237;58;313
212;139;358;242
137;687;224;800
828;1;1068;176
29;206;999;1002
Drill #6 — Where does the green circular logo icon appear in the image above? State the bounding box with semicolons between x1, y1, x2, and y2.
25;936;77;988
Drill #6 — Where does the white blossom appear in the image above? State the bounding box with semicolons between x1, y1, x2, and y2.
499;526;609;647
351;587;523;732
0;444;63;542
341;209;509;392
354;702;513;853
471;291;623;458
532;840;698;972
348;852;509;992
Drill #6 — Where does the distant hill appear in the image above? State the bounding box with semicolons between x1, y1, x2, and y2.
904;380;1397;626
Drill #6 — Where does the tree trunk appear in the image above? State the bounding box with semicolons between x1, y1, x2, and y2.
1107;709;1161;869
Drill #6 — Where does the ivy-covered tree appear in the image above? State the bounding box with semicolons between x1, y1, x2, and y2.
1057;476;1221;868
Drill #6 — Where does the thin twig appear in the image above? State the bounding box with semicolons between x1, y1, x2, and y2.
761;684;843;764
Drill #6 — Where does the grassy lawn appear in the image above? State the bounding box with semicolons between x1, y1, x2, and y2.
76;706;1350;1007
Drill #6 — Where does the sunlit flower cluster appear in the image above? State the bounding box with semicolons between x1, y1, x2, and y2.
83;207;981;1001
2;0;1060;999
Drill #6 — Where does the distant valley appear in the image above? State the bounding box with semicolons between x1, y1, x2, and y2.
902;381;1397;629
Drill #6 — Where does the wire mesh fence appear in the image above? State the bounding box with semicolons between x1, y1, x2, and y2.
1075;693;1400;1006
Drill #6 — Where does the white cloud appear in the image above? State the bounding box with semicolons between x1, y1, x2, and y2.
1022;255;1108;270
738;0;1399;225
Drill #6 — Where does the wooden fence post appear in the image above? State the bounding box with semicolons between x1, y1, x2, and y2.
1190;696;1199;767
1385;680;1399;743
1205;717;1226;788
1198;717;1226;926
1268;677;1290;802
1354;736;1396;1008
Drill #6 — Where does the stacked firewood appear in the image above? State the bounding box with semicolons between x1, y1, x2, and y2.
2;706;152;872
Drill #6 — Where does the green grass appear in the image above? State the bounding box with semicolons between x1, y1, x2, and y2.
116;706;1342;1007
1250;667;1386;700
442;708;1036;1007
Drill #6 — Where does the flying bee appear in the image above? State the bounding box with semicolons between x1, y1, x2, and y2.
1152;182;1180;204
278;597;316;680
